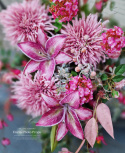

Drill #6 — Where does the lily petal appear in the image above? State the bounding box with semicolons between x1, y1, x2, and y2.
75;107;92;120
36;107;64;127
55;52;72;64
56;122;68;141
37;28;48;48
39;59;55;80
23;60;39;74
42;94;59;107
18;42;46;61
66;109;84;140
45;35;66;58
60;91;80;109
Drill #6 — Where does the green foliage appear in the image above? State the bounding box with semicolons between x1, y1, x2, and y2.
115;64;125;75
101;74;108;81
113;75;125;82
110;1;115;11
112;90;119;98
53;18;62;33
50;125;58;152
71;71;78;76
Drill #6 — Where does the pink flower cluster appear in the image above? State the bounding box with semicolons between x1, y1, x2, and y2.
66;75;93;104
49;0;78;22
101;26;125;58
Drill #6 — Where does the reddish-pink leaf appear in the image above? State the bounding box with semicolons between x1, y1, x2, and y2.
84;118;98;148
96;103;114;139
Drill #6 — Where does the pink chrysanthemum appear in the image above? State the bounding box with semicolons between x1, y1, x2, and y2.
66;75;93;104
61;14;108;68
101;26;125;58
49;0;78;22
0;0;55;45
12;72;59;118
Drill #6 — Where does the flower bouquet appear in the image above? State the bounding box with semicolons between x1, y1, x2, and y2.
0;0;125;152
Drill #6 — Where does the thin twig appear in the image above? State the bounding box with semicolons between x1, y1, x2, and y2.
75;139;85;153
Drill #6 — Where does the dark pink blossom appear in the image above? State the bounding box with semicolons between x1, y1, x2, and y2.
1;138;10;146
6;113;14;121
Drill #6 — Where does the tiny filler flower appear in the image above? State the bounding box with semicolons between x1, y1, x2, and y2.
0;0;55;45
49;0;78;22
36;91;92;140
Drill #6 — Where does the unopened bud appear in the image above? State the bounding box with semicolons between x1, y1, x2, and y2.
75;66;81;72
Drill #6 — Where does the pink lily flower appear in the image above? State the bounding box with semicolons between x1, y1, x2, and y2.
36;91;92;140
18;29;72;79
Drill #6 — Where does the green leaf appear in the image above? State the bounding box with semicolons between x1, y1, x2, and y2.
115;64;125;75
50;125;58;152
112;90;119;98
110;1;115;11
113;75;125;82
101;74;108;81
71;71;77;76
53;18;62;33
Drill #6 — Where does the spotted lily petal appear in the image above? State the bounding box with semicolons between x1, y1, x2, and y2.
56;122;68;141
39;58;55;80
36;107;64;127
45;35;66;58
18;42;47;61
42;94;59;107
75;107;92;120
60;91;80;109
23;60;40;74
55;52;72;64
66;109;84;140
37;28;48;48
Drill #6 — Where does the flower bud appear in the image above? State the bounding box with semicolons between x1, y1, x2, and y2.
1;138;10;146
7;113;14;121
75;66;80;72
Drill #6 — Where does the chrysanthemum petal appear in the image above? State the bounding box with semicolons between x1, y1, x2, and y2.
18;42;47;61
56;122;68;141
39;59;55;80
36;107;64;127
55;52;72;64
23;60;39;74
60;91;80;108
75;107;92;120
66;109;84;140
45;35;67;58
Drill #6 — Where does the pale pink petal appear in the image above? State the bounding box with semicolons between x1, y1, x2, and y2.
23;60;40;74
56;122;68;141
96;103;114;139
45;35;66;57
39;59;55;80
55;52;72;64
66;109;84;140
42;94;59;107
18;42;47;61
60;91;80;108
75;107;92;120
37;28;48;48
84;117;98;148
36;107;64;127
